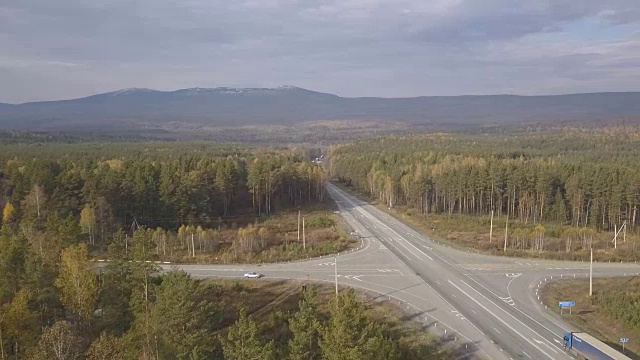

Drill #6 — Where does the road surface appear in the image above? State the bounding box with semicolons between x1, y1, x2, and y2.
171;183;640;360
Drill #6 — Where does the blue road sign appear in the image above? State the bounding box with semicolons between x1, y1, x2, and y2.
621;338;629;343
559;301;576;307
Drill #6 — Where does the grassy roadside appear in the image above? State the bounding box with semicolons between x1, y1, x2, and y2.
541;277;640;359
206;278;453;359
334;183;640;262
168;197;355;264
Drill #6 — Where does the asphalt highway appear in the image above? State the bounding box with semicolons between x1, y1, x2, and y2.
170;183;640;360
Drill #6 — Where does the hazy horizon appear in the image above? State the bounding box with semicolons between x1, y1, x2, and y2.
1;1;639;103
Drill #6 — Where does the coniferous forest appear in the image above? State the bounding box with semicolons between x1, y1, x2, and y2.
329;127;640;259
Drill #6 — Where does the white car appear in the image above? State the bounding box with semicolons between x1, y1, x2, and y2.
243;272;263;278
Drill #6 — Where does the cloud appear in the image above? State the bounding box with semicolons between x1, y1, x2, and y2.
0;0;639;103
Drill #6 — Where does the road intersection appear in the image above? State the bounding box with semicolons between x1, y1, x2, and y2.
170;183;640;359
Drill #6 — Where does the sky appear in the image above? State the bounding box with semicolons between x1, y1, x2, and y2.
0;0;639;103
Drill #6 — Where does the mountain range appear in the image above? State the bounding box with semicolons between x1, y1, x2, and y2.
1;86;639;132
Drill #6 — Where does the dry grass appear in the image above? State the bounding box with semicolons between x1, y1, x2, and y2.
542;278;640;359
336;183;640;262
170;198;355;264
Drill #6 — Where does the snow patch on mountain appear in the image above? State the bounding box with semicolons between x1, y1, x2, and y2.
171;86;301;96
110;88;156;96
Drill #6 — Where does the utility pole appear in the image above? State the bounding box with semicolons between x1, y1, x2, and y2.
297;210;301;242
503;216;508;253
334;256;338;296
302;217;306;249
489;210;494;243
589;247;593;297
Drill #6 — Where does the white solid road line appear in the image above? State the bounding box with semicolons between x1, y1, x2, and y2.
326;186;640;360
337;191;434;261
340;189;560;357
457;279;566;354
329;188;501;355
417;231;572;337
447;279;556;360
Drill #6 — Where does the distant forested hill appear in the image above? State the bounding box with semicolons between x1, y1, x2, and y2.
1;87;639;133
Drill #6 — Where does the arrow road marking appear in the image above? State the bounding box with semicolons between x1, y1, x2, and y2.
533;339;558;354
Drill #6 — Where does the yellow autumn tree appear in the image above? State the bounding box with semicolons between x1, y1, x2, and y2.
2;202;15;223
55;244;98;321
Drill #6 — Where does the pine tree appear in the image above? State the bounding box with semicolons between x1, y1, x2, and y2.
221;308;275;360
153;271;216;359
552;191;567;224
320;289;399;360
288;288;321;360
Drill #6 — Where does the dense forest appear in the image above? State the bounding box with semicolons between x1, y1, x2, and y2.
0;141;382;359
329;127;640;255
0;141;326;227
0;142;327;257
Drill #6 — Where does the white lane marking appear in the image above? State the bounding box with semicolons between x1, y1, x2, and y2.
342;275;364;281
426;244;572;336
522;351;532;359
451;310;466;320
493;328;501;334
335;188;574;357
533;339;558;354
340;224;491;341
326;187;495;357
448;280;555;360
184;268;244;271
458;279;565;354
340;194;433;261
377;222;434;261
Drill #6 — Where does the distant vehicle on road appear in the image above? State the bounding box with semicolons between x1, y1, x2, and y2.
243;272;263;278
563;332;630;360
